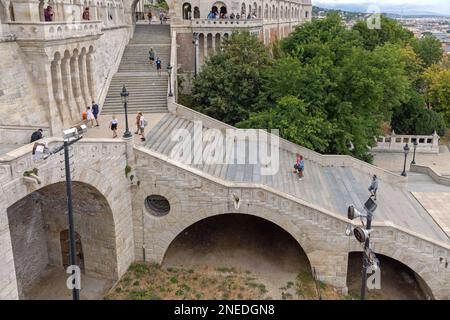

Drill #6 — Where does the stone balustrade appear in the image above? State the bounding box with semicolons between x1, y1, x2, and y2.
191;18;264;28
372;131;440;154
8;20;103;41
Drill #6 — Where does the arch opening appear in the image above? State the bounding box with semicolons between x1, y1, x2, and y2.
162;214;314;299
7;181;118;300
346;252;434;300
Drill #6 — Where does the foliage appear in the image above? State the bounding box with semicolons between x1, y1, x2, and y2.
411;34;444;68
237;96;333;152
423;64;450;125
391;91;447;136
191;32;271;125
23;168;38;177
352;15;414;50
125;165;132;177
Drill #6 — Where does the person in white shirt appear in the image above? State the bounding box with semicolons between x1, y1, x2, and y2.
86;106;94;127
138;112;146;141
110;115;118;138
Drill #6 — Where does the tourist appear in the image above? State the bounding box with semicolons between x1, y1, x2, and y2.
298;155;305;180
148;11;153;23
294;153;301;173
30;129;43;143
148;48;155;65
86;106;94;127
156;57;162;76
368;175;378;200
110;115;118;138
91;101;99;126
138;112;146;141
82;7;90;20
159;11;164;24
44;6;54;22
207;11;215;19
134;111;141;134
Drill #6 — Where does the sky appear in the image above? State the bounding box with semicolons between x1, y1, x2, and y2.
314;0;450;15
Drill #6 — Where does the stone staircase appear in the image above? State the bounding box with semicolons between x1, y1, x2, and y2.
102;24;171;115
143;112;450;243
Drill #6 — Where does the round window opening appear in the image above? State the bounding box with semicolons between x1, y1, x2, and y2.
145;195;170;217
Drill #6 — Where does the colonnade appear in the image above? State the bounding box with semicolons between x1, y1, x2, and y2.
50;46;96;125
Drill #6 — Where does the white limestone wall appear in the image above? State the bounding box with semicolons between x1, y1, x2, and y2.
0;41;49;144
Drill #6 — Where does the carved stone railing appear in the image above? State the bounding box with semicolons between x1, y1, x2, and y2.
168;101;407;185
372;131;440;154
8;20;103;41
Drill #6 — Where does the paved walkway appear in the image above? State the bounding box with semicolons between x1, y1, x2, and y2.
373;150;450;176
412;192;450;238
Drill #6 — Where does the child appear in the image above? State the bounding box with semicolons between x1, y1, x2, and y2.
86;106;94;127
110;115;118;138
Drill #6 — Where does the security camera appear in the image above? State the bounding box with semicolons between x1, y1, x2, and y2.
347;205;367;220
353;227;372;243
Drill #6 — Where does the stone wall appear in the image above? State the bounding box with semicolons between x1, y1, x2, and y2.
0;138;135;299
0;41;49;144
7;193;49;299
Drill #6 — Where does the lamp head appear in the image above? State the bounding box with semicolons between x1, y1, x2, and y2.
120;85;129;103
403;143;410;155
353;227;372;243
347;205;366;220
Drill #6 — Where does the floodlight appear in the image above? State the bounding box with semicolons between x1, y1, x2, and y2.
353;227;372;243
347;205;366;220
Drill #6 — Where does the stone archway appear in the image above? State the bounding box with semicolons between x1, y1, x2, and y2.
6;181;118;299
162;213;314;298
347;252;434;300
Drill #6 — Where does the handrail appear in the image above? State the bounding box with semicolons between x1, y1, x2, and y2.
411;164;450;187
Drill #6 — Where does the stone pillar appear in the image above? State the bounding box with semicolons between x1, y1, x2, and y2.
212;34;216;54
78;52;91;107
203;34;208;61
61;56;79;121
53;59;71;127
12;0;41;21
86;52;97;103
57;0;65;21
71;53;85;115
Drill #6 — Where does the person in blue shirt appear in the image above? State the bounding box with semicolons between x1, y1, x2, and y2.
91;101;99;126
156;57;162;76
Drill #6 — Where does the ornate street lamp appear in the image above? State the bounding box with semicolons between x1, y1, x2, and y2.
401;143;410;176
167;63;173;97
121;85;132;139
411;140;418;165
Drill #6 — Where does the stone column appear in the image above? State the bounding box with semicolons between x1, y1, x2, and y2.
86;52;97;103
71;54;85;115
53;59;71;126
62;56;79;121
78;52;91;107
203;34;208;62
212;34;216;54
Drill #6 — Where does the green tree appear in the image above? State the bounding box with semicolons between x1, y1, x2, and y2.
237;96;333;152
423;64;450;125
191;32;271;125
412;34;444;68
352;15;414;50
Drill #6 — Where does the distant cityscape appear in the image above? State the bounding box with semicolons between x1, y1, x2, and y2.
313;6;450;55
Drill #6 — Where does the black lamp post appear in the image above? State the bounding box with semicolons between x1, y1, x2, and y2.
193;32;199;76
411;140;418;165
121;85;132;139
401;143;410;176
167;64;173;97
